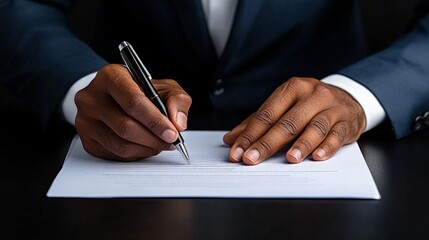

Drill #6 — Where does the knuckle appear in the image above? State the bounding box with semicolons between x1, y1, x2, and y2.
98;64;118;79
98;64;112;74
99;135;133;159
148;116;164;131
277;81;291;95
113;143;127;157
99;135;115;154
309;117;330;137
352;108;366;135
163;79;177;85
80;138;95;155
331;125;347;143
287;77;309;90
116;120;135;139
124;97;145;116
158;79;179;91
74;89;90;108
74;117;84;129
276;118;299;137
238;132;256;148
100;137;135;159
295;138;313;152
281;77;317;98
116;143;135;159
174;92;192;105
312;83;331;96
74;90;84;108
100;133;110;144
257;139;274;155
288;77;305;86
253;108;276;127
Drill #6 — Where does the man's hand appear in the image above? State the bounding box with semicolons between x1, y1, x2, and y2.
74;64;192;161
223;77;366;164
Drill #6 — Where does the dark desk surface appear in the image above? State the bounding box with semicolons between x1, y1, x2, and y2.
1;109;429;240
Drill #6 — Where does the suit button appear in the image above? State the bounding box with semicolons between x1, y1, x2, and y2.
412;111;429;131
213;79;225;96
424;111;429;126
413;116;424;131
214;88;225;96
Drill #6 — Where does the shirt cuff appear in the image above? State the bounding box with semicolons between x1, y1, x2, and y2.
61;72;98;126
321;74;386;132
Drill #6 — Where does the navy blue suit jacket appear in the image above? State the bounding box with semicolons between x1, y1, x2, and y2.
0;0;428;139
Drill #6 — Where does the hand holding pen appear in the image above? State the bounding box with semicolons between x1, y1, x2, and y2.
119;41;190;163
74;44;192;162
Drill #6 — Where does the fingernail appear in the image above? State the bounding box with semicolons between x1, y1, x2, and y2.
245;149;260;163
290;149;302;162
162;129;177;143
231;147;244;161
315;149;326;159
176;111;187;129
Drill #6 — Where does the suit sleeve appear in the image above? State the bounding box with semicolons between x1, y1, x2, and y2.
339;6;429;139
0;0;108;128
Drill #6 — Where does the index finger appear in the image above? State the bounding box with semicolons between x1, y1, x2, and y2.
240;78;342;165
102;65;179;143
228;81;297;162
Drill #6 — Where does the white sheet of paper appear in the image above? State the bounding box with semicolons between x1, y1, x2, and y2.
47;131;380;199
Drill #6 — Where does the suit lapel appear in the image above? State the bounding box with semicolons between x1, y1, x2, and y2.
172;0;267;75
172;0;216;67
215;0;267;76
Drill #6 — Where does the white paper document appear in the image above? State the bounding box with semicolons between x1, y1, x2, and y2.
47;131;380;199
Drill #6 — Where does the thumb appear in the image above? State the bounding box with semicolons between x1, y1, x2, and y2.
155;79;192;131
167;92;192;131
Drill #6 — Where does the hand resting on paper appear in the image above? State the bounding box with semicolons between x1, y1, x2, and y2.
223;77;366;165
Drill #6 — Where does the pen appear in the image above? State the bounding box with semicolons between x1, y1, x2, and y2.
118;41;190;164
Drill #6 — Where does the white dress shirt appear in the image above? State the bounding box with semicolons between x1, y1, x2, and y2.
62;0;386;131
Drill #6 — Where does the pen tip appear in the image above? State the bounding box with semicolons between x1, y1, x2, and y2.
184;150;191;165
176;143;191;164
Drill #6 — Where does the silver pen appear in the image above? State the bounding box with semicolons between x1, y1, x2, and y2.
119;41;190;164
